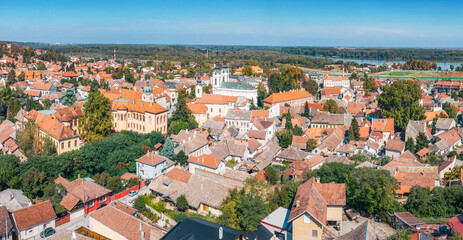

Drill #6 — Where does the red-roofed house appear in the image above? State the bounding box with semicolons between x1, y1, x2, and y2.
12;200;56;240
372;118;395;141
263;89;313;108
135;151;174;180
188;153;225;174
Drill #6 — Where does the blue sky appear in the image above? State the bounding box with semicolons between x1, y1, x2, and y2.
1;0;463;48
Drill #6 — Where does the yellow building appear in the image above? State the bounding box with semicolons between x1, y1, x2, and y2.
187;103;208;126
111;99;168;135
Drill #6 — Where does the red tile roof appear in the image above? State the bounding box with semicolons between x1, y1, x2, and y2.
264;89;312;104
372;118;394;132
164;168;192;184
136;152;168;166
188;153;223;169
12;200;56;230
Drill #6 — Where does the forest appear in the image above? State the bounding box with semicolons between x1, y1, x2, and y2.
281;47;463;62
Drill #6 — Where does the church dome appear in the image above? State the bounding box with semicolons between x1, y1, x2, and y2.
143;82;152;94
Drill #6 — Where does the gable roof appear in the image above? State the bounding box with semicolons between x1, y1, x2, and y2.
264;89;312;104
188;153;223;169
372;118;394;132
12;200;56;230
136;152;168;166
56;176;111;210
0;206;13;236
288;178;328;224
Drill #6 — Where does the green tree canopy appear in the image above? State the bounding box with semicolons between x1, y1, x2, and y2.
347;118;360;142
62;89;77;107
443;102;458;120
323;99;339;113
176;194;189;212
79;91;113;142
161;137;175;160
378;81;425;131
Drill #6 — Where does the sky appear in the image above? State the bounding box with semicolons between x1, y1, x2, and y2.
1;0;463;48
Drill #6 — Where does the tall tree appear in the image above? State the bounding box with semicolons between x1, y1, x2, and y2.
79;91;113;142
347;118;360;142
431;118;437;135
415;132;429;151
160;137;175;160
169;89;198;134
378;81;425;131
443;102;458;120
303;102;310;118
174;150;188;166
406;137;415;153
306;138;318;151
237;194;270;230
323;99;339;113
285;110;292;130
362;73;377;93
257;82;268;108
62;89;77;107
176;194;189;212
303;78;319;96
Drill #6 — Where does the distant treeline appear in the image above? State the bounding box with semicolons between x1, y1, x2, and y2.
281;47;463;62
25;44;338;69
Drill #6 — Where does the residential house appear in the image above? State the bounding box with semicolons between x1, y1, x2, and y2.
292;135;309;150
310;111;353;129
438;156;458;180
28;81;56;96
371;118;395;141
251;117;276;141
435;118;456;132
195;94;240;118
89;202;165;240
225;109;252;135
430;128;461;155
405;120;432;141
392;212;425;230
385;139;406;159
172;130;210;157
210;139;249;162
275;146;310;164
25;111;81;155
263;89;313;108
161;218;244;240
313;126;348;154
323;75;350;88
188;153;225;174
136;152;175;180
187;103;208;126
55;176;111;218
288;178;345;239
260;207;292;240
0;189;30;212
12;201;56;240
149;172;231;216
0;206;14;240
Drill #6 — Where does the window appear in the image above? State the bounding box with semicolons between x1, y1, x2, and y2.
68;141;71;148
87;201;94;208
61;142;64;149
75;140;78;147
100;195;107;202
312;230;318;237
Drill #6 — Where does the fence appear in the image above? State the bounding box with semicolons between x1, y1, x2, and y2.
55;214;70;227
112;180;146;201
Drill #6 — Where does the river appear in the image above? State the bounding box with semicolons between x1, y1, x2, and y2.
312;56;463;71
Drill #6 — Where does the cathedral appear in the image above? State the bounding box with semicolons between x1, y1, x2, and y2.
197;59;258;103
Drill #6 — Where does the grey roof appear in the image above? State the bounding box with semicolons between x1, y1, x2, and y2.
311;111;353;126
436;118;456;130
201;120;225;136
339;220;368;240
276;146;310;161
227;125;239;138
149;174;231;209
172;130;209;154
325;155;354;165
0;189;30;212
225;109;251;121
429;139;449;152
405;120;427;140
210;139;247;159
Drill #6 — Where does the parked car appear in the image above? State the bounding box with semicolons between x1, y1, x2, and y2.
129;190;138;197
40;227;55;238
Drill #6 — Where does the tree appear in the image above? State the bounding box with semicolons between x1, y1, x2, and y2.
323;99;339;113
378;81;425;131
237;194;270;230
431;118;437;135
62;89;77;107
257;82;268;107
277;129;293;148
264;166;279;184
249;98;257;110
347;118;360;142
169;89;198;134
41;137;57;156
22;167;47;198
160;137;175;160
415;132;429;152
0;155;20;191
133;195;147;212
285;110;293;130
176;194;189;212
17;72;25;81
306;138;318;151
277;179;300;208
18;121;39;156
293;126;303;136
349;72;358;80
243;65;253;76
443;102;458;120
303;78;319;96
7;70;16;84
362;73;376;93
174;150;188;165
451;65;455;71
79;91;113;142
303;102;310;118
218;201;239;229
406;137;415;153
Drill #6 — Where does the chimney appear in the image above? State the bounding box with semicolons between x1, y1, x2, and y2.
315;177;321;183
219;227;223;240
78;174;81;179
295;200;300;208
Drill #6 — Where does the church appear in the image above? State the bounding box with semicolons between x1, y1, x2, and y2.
196;59;258;103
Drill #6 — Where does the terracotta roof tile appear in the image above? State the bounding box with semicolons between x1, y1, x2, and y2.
264;89;312;104
12;200;56;230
